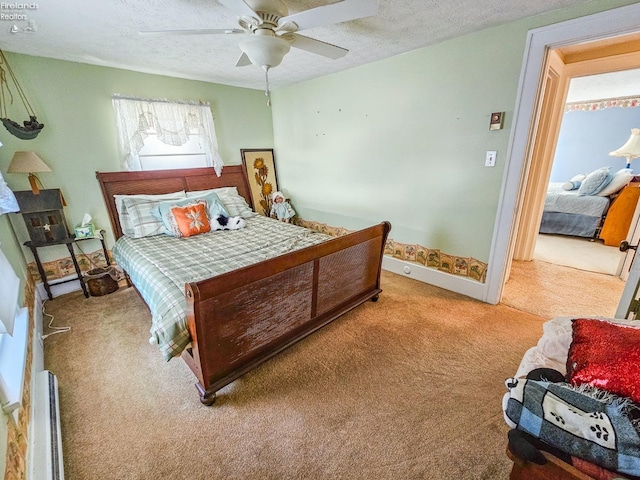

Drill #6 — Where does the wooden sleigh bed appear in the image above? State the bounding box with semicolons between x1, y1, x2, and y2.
96;166;391;405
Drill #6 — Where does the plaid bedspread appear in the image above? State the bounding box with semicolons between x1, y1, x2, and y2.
505;378;640;476
113;215;332;360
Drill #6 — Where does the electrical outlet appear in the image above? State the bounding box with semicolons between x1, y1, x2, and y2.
485;150;497;167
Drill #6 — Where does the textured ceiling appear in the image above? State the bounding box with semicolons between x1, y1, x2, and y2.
0;0;602;91
566;69;640;102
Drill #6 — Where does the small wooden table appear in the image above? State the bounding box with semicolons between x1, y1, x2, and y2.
599;183;640;247
24;231;109;300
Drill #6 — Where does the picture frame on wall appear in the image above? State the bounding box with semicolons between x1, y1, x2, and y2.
241;148;279;217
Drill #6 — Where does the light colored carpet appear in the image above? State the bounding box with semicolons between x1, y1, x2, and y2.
502;259;625;319
43;270;546;480
534;234;625;276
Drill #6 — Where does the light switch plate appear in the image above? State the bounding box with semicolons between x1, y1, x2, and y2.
485;150;497;167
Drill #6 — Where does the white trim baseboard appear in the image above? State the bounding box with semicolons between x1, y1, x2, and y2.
383;256;485;301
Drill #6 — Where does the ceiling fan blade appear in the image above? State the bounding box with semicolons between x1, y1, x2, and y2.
140;28;244;36
235;52;252;67
218;0;259;19
278;0;378;32
287;33;348;59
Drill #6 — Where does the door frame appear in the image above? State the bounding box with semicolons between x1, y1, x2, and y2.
514;49;640;263
483;2;640;304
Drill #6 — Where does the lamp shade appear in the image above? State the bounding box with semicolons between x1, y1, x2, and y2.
610;128;640;167
7;151;51;194
7;151;51;174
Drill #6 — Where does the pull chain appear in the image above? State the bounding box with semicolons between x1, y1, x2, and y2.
263;66;271;107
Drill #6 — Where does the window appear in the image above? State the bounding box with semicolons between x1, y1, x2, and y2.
137;129;209;170
112;95;224;176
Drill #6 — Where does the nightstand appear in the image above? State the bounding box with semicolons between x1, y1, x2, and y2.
599;183;640;247
24;231;110;300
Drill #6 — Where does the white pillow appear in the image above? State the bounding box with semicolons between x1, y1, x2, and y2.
186;187;255;218
597;171;634;196
562;181;581;191
114;191;186;237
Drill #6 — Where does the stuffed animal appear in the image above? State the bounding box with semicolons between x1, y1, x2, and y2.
210;214;246;231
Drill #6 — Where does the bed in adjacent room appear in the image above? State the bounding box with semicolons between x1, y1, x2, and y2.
97;166;391;405
539;182;611;238
539;167;634;239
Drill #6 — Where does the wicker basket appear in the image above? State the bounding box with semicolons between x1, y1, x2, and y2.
84;267;119;297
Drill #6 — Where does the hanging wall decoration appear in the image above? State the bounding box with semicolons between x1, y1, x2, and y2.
0;49;44;140
241;149;278;216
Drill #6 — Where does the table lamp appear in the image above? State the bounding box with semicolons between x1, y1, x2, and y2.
7;151;51;194
609;128;640;169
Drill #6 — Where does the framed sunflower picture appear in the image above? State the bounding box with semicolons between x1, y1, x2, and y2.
241;148;279;217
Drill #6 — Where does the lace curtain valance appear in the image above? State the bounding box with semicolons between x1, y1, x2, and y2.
112;95;224;176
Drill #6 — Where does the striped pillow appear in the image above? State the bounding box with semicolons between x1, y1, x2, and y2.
187;187;254;218
115;191;186;237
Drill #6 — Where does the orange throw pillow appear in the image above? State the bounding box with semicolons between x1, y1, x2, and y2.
169;202;211;237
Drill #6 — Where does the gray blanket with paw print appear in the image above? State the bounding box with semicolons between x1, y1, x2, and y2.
504;378;640;476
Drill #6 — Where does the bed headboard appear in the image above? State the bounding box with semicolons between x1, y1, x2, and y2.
96;166;252;239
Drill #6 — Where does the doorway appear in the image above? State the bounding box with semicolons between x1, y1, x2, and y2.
503;36;640;318
482;3;640;311
532;69;640;277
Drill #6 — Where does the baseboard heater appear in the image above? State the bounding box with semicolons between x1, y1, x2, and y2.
30;370;64;480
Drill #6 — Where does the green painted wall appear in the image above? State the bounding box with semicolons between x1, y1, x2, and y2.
271;0;640;262
0;53;274;266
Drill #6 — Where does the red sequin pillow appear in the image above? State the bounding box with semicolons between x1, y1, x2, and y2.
566;318;640;403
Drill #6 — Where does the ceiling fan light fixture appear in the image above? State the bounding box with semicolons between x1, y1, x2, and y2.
247;0;288;20
239;35;291;69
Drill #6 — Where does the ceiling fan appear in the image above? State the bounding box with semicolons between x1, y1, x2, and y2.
141;0;379;104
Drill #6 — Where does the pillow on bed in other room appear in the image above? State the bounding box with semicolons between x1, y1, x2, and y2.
566;318;640;403
151;191;229;235
166;201;211;238
562;173;587;191
597;168;634;196
186;187;254;218
577;167;613;195
119;191;187;238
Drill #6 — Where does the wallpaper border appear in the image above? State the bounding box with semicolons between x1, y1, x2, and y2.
565;94;640;112
295;219;488;283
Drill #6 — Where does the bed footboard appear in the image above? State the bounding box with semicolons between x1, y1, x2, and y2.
183;221;391;405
